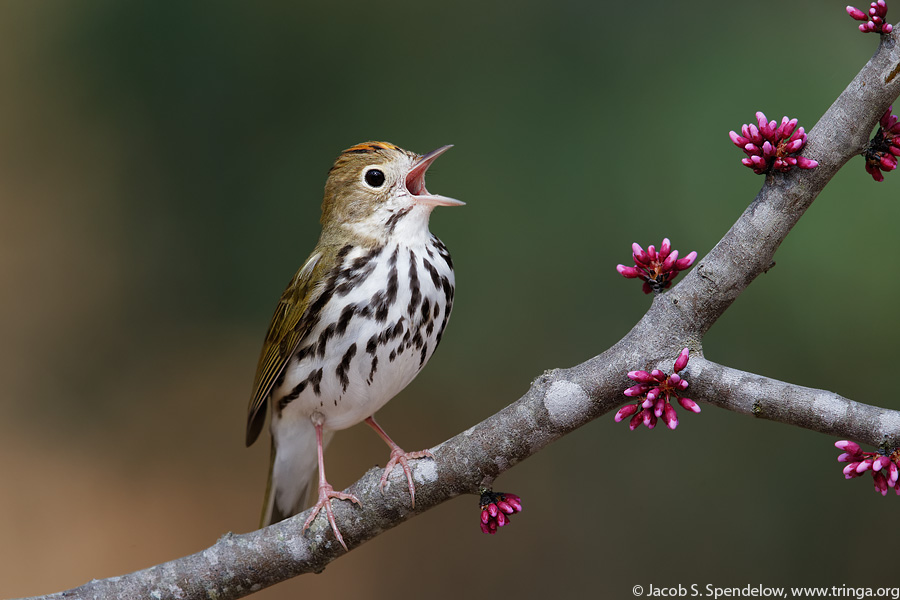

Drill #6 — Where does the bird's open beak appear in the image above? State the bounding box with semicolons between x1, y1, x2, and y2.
406;145;465;207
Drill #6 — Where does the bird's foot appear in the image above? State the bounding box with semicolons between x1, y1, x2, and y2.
302;483;361;550
380;447;434;508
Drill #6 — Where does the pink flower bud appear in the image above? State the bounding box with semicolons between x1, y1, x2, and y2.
796;156;818;169
632;243;648;263
504;494;522;512
835;440;861;454
784;138;804;153
857;459;874;474
747;123;760;141
677;397;701;413
874;471;888;496
844;462;860;476
663;402;678;429
659;238;672;258
729;131;747;146
624;383;650;397
675;251;698;270
615;403;639;422
847;6;868;20
674;348;689;372
660;251;678;271
873;456;887;471
629;411;643;431
628;370;655;383
617;265;643;278
653;397;666;418
780;117;799;139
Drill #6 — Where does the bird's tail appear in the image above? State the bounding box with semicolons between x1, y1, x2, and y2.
260;417;333;527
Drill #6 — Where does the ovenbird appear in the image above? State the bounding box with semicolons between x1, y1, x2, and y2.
245;141;462;549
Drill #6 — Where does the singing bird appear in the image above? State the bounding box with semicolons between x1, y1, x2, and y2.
246;141;462;549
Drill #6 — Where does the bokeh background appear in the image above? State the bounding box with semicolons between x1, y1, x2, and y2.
1;1;898;598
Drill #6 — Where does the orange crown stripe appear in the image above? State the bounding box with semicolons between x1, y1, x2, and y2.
342;141;400;154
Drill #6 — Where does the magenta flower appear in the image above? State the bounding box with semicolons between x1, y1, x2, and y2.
835;440;900;496
864;105;900;181
617;238;697;294
615;348;700;431
480;490;523;535
729;112;818;175
847;1;893;33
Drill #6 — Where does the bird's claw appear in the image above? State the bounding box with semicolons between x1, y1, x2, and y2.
379;448;434;508
302;484;361;551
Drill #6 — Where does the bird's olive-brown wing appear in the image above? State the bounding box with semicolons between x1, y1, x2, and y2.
245;252;323;447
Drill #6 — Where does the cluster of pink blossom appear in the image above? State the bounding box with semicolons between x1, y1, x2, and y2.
835;440;900;496
615;348;700;430
616;239;697;294
864;105;900;181
729;112;818;174
847;1;893;33
479;491;523;534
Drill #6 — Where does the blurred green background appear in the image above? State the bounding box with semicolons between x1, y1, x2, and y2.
1;1;898;598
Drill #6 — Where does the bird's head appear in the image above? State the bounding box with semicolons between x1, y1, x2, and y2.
320;141;463;241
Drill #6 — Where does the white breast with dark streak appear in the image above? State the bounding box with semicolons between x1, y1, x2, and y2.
271;236;454;431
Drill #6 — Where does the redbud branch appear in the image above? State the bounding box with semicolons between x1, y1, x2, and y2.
18;19;900;600
685;357;900;453
18;355;626;600
671;29;900;333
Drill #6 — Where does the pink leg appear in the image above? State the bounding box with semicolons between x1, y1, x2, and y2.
364;416;434;508
302;421;360;550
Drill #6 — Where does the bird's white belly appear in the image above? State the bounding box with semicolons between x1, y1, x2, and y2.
270;239;454;432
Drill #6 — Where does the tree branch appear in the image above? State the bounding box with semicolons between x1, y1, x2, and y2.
687;357;900;452
19;22;900;600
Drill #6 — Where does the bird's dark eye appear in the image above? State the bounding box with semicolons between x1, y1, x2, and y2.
364;168;385;187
